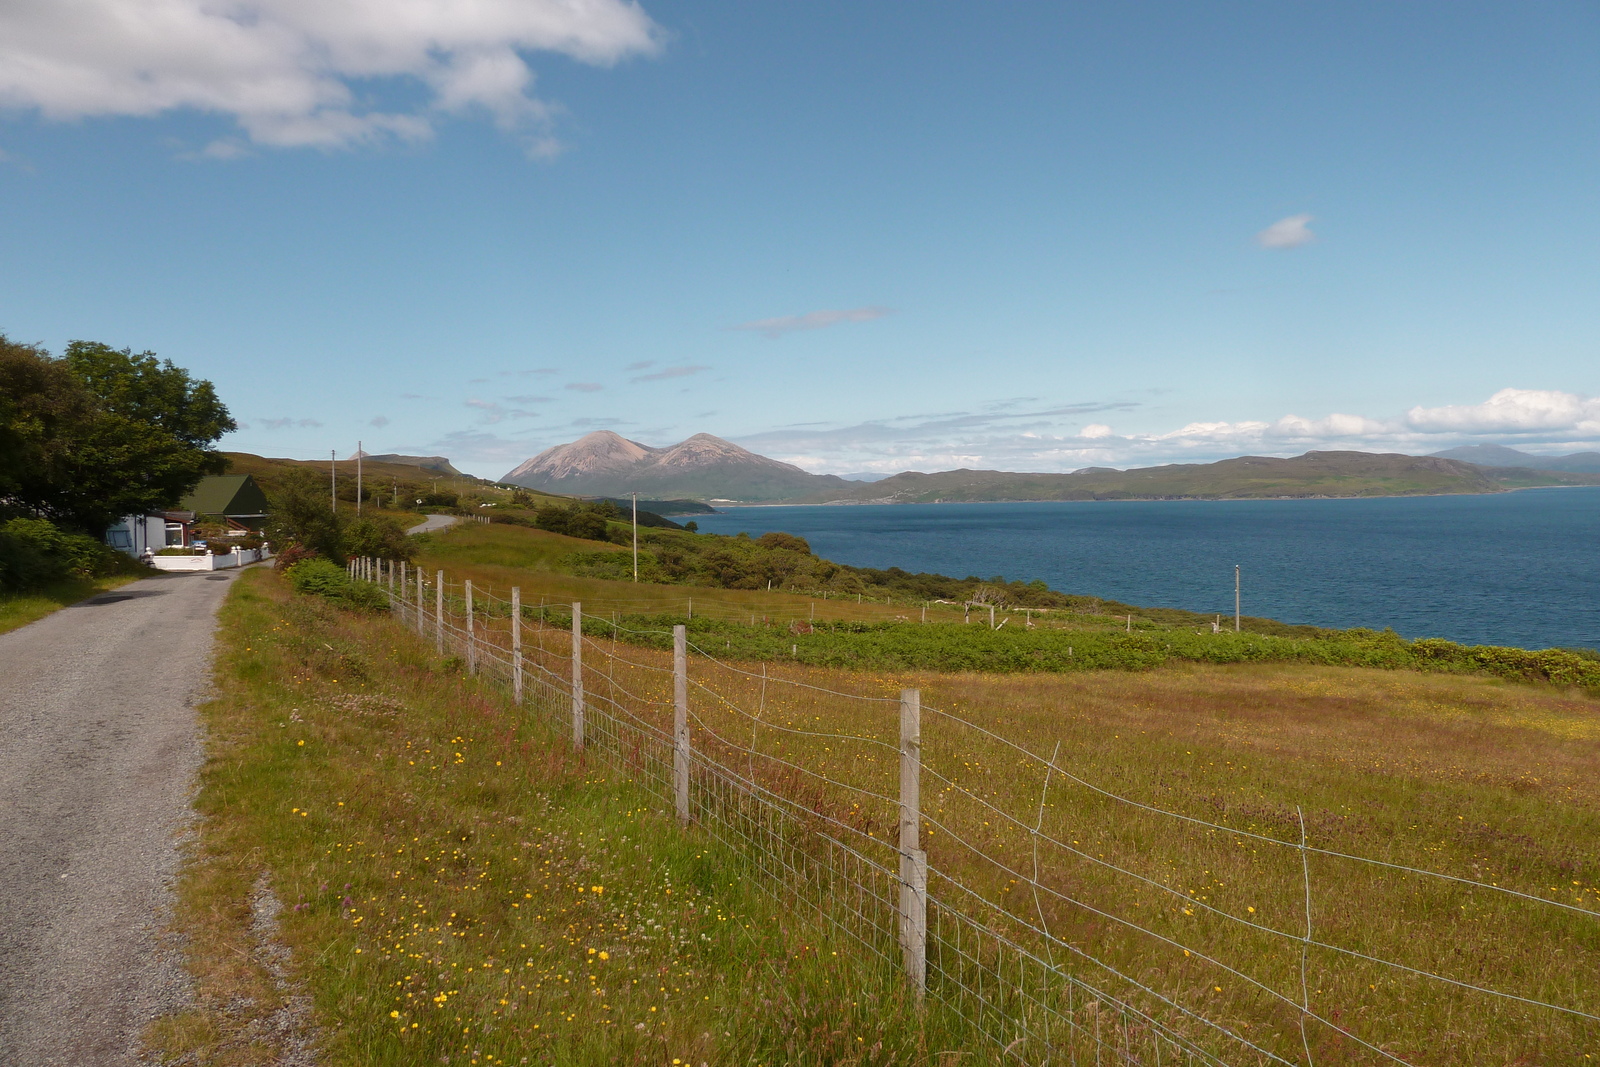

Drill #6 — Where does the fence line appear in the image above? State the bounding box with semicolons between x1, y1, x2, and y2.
362;559;1598;1064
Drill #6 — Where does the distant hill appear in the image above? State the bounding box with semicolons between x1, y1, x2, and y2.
222;452;530;504
589;497;718;517
789;451;1600;504
502;431;854;502
357;453;465;476
1428;444;1600;474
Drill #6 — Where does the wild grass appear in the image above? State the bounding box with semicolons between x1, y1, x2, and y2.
0;571;145;635
462;582;1600;1063
150;567;981;1066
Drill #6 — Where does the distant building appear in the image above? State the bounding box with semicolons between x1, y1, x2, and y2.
180;474;271;533
106;474;271;558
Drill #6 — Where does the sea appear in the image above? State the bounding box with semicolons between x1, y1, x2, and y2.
692;488;1600;652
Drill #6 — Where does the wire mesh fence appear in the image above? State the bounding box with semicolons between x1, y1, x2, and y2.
360;558;1600;1065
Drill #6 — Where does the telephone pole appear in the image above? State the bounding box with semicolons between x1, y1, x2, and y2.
330;449;337;513
1234;564;1241;633
356;441;363;516
631;492;639;582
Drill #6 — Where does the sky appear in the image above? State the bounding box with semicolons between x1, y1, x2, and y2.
2;1;1598;480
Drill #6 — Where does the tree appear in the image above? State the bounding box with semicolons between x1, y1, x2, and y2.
0;336;236;533
0;336;95;520
264;469;346;563
343;515;416;563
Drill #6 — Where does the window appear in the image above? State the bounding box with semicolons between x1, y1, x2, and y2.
165;522;185;547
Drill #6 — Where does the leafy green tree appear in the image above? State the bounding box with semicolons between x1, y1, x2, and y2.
0;336;236;533
0;336;95;522
343;515;416;563
265;469;346;563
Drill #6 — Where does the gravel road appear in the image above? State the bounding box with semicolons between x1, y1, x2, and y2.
407;513;458;535
0;568;241;1065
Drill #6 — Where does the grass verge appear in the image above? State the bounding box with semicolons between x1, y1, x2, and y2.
149;566;975;1066
0;571;146;636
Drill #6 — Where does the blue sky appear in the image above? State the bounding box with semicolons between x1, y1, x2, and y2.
3;1;1598;479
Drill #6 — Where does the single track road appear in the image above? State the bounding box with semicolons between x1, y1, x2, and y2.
0;568;242;1065
408;513;459;535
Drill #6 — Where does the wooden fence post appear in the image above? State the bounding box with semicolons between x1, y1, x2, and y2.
415;570;424;635
435;570;445;655
674;624;690;825
465;580;477;674
571;603;585;748
512;586;523;705
900;687;927;997
399;561;407;620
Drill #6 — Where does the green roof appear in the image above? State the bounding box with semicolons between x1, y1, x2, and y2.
181;474;271;517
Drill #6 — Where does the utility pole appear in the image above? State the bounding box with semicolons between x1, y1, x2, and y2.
330;449;337;513
631;492;639;582
1234;564;1241;633
356;441;363;516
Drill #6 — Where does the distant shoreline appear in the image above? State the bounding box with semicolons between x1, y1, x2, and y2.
706;483;1600;510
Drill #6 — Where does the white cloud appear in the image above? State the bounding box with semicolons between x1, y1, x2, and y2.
731;306;893;339
466;397;540;424
258;416;323;429
0;0;662;153
369;414;389;428
1405;388;1600;435
729;388;1600;476
631;364;708;383
1256;213;1315;249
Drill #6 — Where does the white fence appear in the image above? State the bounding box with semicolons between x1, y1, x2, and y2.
352;556;1600;1065
150;545;273;571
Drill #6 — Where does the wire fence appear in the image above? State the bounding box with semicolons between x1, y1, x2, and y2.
357;557;1600;1065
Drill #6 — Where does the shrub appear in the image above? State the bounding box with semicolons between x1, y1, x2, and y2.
285;558;390;612
272;543;319;572
342;515;415;563
534;503;613;541
0;517;131;591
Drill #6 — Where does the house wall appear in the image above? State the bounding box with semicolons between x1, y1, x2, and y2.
106;515;171;558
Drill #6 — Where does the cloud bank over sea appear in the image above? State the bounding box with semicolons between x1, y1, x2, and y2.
727;388;1600;477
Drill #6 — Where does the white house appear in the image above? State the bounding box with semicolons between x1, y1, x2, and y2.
106;510;194;557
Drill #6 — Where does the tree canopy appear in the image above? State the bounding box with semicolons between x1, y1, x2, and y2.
0;335;236;534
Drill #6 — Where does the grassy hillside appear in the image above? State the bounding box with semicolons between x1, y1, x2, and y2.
792;450;1600;503
221;452;573;524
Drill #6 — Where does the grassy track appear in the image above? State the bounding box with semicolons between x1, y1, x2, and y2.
149;567;974;1066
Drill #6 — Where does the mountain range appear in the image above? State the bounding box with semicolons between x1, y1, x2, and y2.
791;451;1600;503
501;431;857;502
1427;444;1600;473
500;433;1600;504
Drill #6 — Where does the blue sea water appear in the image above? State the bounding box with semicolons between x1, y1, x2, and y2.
692;488;1600;651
